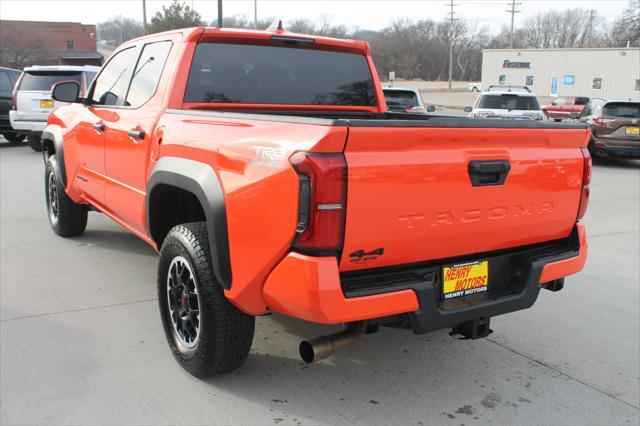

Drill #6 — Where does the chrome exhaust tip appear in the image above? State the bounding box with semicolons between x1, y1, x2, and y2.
299;329;362;364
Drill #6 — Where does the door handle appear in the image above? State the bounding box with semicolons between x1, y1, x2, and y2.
468;160;511;187
92;122;105;132
127;129;145;140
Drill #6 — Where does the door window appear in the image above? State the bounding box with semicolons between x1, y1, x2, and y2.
125;41;172;108
91;47;137;106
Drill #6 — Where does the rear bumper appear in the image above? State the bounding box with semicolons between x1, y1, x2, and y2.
9;110;48;133
263;222;587;330
590;140;640;159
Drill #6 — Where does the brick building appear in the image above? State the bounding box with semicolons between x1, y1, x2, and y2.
0;20;103;68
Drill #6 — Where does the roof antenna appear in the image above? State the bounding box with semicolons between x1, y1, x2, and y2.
267;19;284;32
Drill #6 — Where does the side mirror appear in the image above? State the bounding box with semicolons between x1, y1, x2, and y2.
426;105;436;113
51;81;80;103
463;106;473;113
569;112;579;119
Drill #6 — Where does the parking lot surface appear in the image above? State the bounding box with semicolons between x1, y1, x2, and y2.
1;138;639;425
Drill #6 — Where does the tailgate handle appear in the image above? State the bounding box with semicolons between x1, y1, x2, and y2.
468;160;511;187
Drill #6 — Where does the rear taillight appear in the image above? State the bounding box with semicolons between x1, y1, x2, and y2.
11;84;17;110
290;152;347;253
11;73;23;110
577;147;592;220
594;117;614;125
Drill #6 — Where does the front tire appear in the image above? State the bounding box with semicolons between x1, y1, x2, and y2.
45;156;87;237
158;222;255;378
28;134;42;151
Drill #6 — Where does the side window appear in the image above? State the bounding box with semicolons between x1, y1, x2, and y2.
580;102;592;117
91;47;137;106
0;71;11;95
125;41;172;108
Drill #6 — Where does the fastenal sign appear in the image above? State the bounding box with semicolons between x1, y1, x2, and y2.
503;60;531;69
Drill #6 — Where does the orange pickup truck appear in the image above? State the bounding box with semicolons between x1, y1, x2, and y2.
42;27;590;378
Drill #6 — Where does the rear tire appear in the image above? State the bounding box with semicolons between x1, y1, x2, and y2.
2;133;26;143
158;222;255;378
28;134;42;152
45;156;87;237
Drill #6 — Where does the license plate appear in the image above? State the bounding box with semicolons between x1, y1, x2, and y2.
625;127;639;135
40;100;54;108
443;260;488;300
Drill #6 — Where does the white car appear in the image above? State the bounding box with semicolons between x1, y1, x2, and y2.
468;82;482;92
10;65;99;151
466;85;546;121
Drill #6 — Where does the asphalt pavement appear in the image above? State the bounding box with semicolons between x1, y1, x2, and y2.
1;137;638;425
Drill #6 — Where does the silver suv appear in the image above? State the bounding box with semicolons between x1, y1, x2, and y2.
466;85;546;121
10;65;99;151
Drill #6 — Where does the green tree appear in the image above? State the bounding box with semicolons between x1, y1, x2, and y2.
146;0;202;34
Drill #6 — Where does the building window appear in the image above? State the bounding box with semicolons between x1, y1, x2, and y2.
66;40;74;50
499;74;507;85
592;78;602;90
635;79;640;92
525;76;534;86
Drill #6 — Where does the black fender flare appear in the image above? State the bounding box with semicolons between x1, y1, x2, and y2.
41;126;67;188
147;157;232;289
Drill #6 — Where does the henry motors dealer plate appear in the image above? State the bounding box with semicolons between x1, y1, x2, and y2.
443;260;489;300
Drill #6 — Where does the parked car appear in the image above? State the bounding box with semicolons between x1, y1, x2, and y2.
10;65;100;151
0;66;25;143
542;96;590;122
575;98;640;159
465;86;546;120
43;27;589;378
468;82;482;92
382;88;434;113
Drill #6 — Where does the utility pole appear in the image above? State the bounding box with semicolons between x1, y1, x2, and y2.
218;0;223;27
254;0;258;29
506;0;521;49
446;0;457;90
586;9;595;46
142;0;147;32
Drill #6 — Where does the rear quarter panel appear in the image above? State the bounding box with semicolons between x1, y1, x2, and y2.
154;112;348;314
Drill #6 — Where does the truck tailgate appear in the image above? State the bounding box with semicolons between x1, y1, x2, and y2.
340;125;589;271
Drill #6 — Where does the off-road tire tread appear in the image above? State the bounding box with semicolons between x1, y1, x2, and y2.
45;156;87;237
159;222;254;377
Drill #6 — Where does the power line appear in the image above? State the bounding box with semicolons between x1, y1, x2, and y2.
446;0;458;90
506;0;521;49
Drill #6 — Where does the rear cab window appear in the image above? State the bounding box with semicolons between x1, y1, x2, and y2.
184;43;376;107
603;102;640;118
478;94;540;111
18;71;82;91
383;90;419;110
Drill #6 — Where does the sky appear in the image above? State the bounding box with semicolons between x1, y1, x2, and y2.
0;0;630;32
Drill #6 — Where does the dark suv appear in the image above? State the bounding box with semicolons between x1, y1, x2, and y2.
577;98;640;159
0;67;25;143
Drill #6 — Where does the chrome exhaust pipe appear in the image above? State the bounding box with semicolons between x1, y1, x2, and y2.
299;329;362;363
